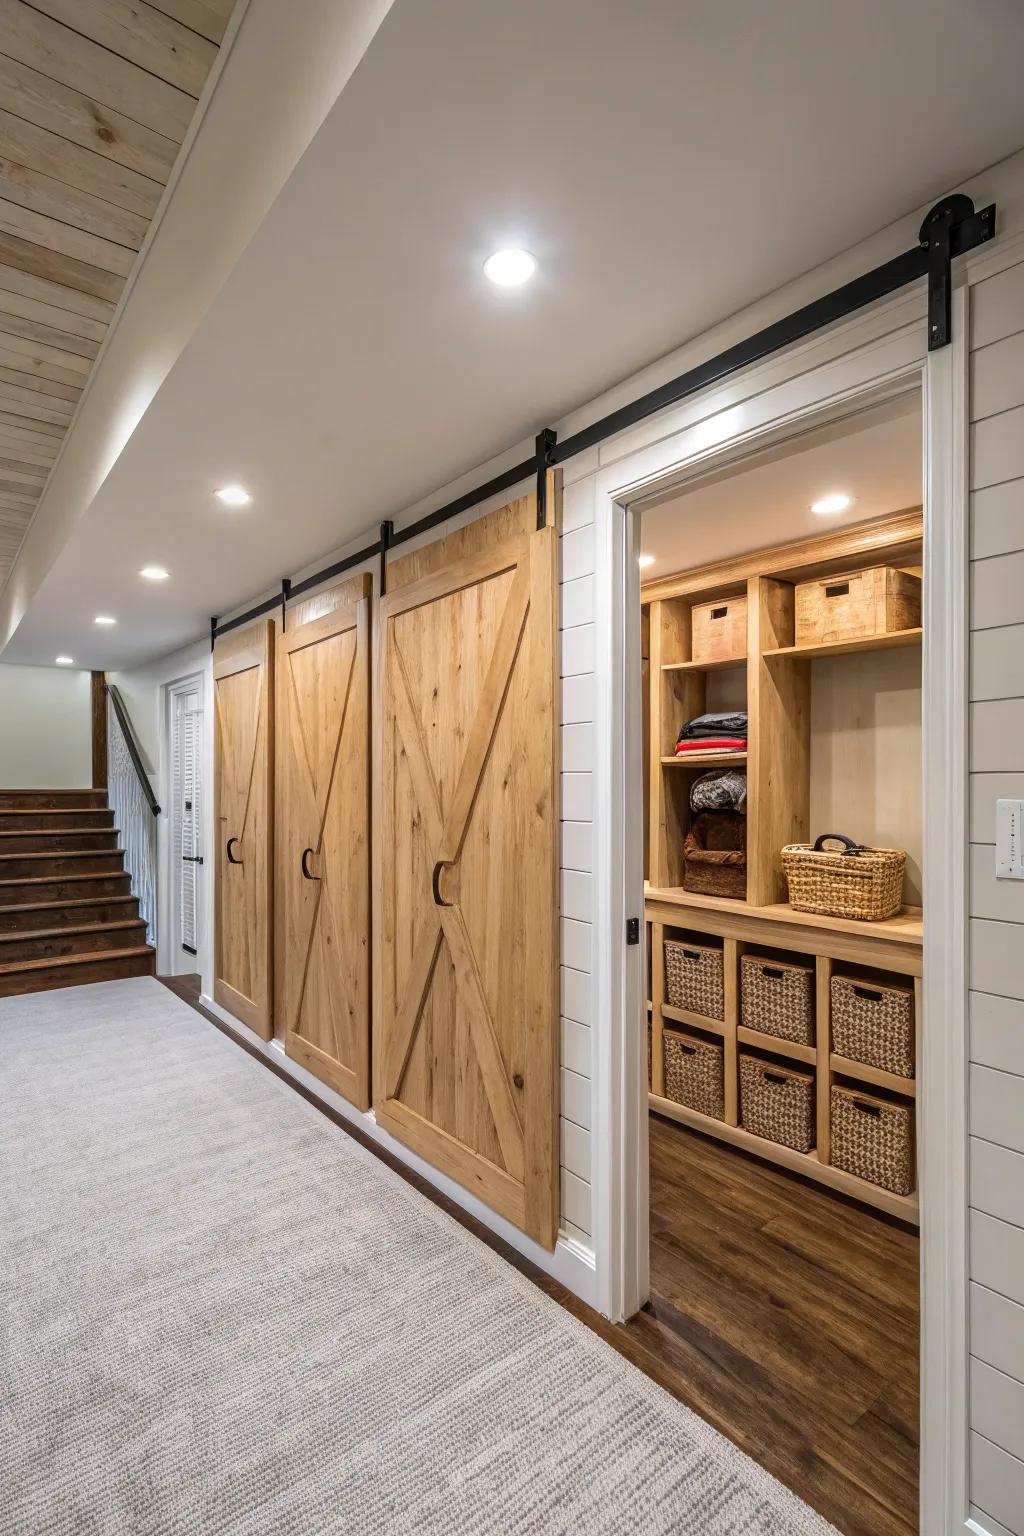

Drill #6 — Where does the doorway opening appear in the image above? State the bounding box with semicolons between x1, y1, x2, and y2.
632;390;924;1532
169;677;204;966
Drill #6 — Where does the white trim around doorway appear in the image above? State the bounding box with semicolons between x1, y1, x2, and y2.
586;281;971;1533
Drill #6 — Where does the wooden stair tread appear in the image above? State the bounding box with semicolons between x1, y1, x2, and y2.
0;849;123;862
0;895;136;915
0;873;128;888
0;809;113;818
0;920;143;945
0;945;154;977
0;827;118;838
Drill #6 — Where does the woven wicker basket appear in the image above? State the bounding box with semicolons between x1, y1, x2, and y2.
663;1031;725;1120
831;974;915;1078
781;834;906;921
683;811;746;901
740;954;815;1044
831;1085;914;1195
664;938;725;1020
739;1054;814;1152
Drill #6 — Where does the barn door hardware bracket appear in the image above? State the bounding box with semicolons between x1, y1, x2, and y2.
280;577;291;632
625;917;640;945
379;519;394;596
535;428;557;528
920;194;995;350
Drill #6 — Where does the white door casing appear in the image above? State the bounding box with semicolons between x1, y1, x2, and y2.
171;682;203;960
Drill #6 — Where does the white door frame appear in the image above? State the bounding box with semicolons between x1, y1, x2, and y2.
588;282;970;1533
159;672;206;976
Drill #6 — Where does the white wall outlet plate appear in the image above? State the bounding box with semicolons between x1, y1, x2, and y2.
996;798;1024;880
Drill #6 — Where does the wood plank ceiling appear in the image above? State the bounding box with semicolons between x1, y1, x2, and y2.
0;0;236;585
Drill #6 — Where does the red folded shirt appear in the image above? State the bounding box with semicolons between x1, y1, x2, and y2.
675;738;747;754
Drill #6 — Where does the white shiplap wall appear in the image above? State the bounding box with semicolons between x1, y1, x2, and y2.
968;254;1024;1536
558;472;597;1244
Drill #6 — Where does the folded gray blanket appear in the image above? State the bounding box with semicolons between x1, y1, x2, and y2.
678;710;749;742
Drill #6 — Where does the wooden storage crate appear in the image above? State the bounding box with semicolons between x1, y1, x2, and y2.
794;565;920;647
691;595;747;665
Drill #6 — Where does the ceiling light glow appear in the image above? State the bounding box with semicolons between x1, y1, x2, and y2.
55;655;74;666
94;615;116;626
638;554;655;568
215;484;252;507
811;492;852;515
139;566;170;581
483;248;537;287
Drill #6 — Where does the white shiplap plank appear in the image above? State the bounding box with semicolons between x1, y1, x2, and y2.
970;1502;1019;1536
560;1116;590;1181
560;524;596;582
972;1358;1024;1471
561;772;592;821
972;405;1024;491
561;672;595;724
561;819;594;873
972;1210;1024;1310
562;475;596;533
972;991;1024;1078
561;574;595;629
971;625;1024;700
971;844;1024;924
972;552;1024;632
971;774;1024;844
561;722;595;772
972;1282;1024;1381
972;260;1024;353
971;703;1024;774
560;1014;591;1075
971;1065;1024;1159
971;328;1024;423
560;1217;592;1249
972;919;1024;1000
561;624;595;677
560;1065;591;1130
972;1432;1024;1536
561;918;592;973
561;868;592;922
972;1137;1024;1229
561;967;592;1029
560;1168;592;1234
972;481;1024;561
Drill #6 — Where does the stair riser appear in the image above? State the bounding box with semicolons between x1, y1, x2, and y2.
0;853;125;880
0;897;139;932
0;876;131;908
0;810;114;831
0;791;107;810
0;951;155;997
0;926;146;963
0;832;119;853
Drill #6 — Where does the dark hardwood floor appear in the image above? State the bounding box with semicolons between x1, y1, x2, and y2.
161;974;919;1536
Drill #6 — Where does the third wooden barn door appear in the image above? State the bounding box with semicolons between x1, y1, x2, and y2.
375;496;559;1248
277;576;371;1109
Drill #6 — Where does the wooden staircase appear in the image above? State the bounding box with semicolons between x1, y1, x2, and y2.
0;790;155;997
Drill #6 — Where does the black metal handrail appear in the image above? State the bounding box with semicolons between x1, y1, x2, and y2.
106;683;160;817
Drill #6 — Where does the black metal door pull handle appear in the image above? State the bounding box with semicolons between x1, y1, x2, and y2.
301;847;319;881
226;837;242;865
432;860;453;907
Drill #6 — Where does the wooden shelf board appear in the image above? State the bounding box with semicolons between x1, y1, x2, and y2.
831;1054;917;1097
662;1001;727;1037
662;656;747;673
737;1025;816;1065
645;885;922;947
661;751;748;766
648;1092;919;1223
763;628;922;662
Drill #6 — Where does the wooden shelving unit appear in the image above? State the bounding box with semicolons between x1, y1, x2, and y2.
643;509;924;1222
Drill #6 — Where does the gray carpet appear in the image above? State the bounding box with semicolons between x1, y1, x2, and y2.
0;977;837;1535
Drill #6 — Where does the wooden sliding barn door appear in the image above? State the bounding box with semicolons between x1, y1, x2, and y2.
214;620;274;1037
277;576;371;1108
374;495;559;1248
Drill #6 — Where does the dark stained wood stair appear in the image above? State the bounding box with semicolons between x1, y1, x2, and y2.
0;791;155;997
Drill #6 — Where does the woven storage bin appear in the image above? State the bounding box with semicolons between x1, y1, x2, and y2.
683;811;747;901
663;1031;725;1120
741;954;815;1045
739;1055;814;1152
781;836;905;921
831;974;914;1078
664;938;725;1020
831;1085;914;1195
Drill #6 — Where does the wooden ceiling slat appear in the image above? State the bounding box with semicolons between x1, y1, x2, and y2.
0;2;197;143
0;380;75;425
0;158;149;250
144;0;233;48
0;489;40;511
0;309;101;359
0;441;57;470
27;0;218;99
0;357;84;397
0;255;117;321
0;328;93;375
0;456;47;481
0;197;136;277
0;229;125;305
0;55;177;184
0;286;107;344
0;406;67;439
0;108;162;219
0;473;44;497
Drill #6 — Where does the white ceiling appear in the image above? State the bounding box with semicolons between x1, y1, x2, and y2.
5;0;1024;667
640;393;923;575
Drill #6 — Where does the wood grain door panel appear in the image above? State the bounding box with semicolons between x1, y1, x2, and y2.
214;620;274;1037
374;497;559;1247
278;578;371;1108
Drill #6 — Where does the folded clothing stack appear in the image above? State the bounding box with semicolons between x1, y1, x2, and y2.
675;710;748;755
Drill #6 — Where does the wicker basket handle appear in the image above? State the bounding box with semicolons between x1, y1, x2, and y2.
764;1070;788;1086
681;947;701;961
813;833;863;856
852;985;883;1001
852;1097;883;1117
761;965;785;980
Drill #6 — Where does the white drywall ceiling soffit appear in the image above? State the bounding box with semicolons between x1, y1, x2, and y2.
5;0;1024;668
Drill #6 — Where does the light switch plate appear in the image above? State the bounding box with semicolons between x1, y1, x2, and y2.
996;798;1024;880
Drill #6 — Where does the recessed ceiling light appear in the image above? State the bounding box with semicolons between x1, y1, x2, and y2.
638;554;655;568
94;614;116;626
483;248;537;287
55;655;74;665
215;484;251;507
810;492;852;515
139;565;170;581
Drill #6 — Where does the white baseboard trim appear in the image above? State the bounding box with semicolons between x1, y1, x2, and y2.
199;993;599;1310
968;1508;1018;1536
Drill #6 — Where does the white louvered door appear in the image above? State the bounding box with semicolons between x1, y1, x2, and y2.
172;686;203;958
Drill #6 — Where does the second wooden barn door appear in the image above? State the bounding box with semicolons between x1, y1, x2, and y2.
375;496;559;1248
277;576;371;1109
214;621;274;1037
